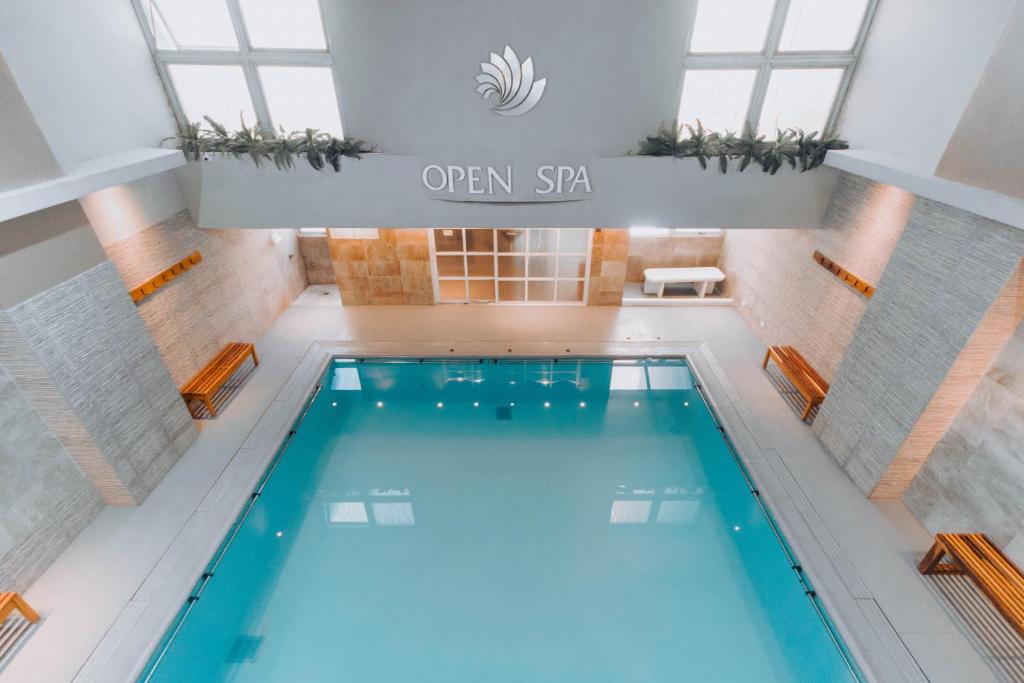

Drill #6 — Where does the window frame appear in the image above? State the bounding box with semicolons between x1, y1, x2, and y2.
130;0;345;135
678;0;879;136
428;229;593;306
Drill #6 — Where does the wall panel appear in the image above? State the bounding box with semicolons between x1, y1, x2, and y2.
814;198;1024;493
719;173;913;382
104;212;308;385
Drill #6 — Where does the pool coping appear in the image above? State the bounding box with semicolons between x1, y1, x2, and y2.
75;340;927;683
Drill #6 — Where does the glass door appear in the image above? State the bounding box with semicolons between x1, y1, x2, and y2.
430;228;592;304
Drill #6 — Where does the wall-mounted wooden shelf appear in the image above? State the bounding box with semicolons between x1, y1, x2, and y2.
129;251;202;303
813;250;875;298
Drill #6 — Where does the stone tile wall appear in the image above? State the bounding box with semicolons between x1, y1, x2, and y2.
0;310;129;505
719;173;914;382
814;198;1024;494
626;234;723;282
3;262;196;504
872;259;1024;497
0;363;103;592
0;258;197;590
298;235;335;284
903;317;1024;562
587;228;629;306
105;212;308;386
328;229;433;305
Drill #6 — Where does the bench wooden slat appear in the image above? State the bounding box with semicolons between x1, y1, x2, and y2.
762;346;829;420
180;342;258;418
947;535;1024;615
920;533;1024;638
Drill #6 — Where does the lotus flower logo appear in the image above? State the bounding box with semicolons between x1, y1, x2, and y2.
475;45;547;117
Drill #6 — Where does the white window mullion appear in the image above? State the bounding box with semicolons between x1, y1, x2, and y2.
825;0;880;134
492;229;499;302
225;0;253;53
745;65;772;133
239;62;273;130
224;0;273;130
461;229;470;302
747;0;789;131
765;0;791;57
680;0;874;137
823;65;854;134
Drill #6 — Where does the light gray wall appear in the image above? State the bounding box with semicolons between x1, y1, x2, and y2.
0;360;103;593
814;199;1024;494
904;320;1024;564
838;0;1016;172
0;0;176;169
325;0;693;158
935;0;1024;200
0;53;61;190
720;173;914;382
0;202;110;309
185;156;839;229
81;171;189;247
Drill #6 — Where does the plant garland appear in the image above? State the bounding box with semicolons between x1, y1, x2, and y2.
167;116;847;177
165;116;375;172
634;120;848;174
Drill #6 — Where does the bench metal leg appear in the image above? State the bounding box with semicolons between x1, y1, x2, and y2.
762;348;772;369
801;399;814;421
203;396;217;418
698;281;709;297
251;346;259;366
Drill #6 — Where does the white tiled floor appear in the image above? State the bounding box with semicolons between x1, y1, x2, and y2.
0;291;1006;682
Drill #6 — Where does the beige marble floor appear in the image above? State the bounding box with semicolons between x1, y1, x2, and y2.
0;289;1009;683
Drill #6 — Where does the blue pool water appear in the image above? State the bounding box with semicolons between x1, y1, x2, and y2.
146;358;857;682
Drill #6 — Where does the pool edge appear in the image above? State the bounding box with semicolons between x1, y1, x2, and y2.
79;341;925;683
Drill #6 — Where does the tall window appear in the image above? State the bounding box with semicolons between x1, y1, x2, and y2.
132;0;344;135
430;229;592;305
678;0;877;136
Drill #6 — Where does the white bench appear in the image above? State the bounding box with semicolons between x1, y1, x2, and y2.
643;267;725;298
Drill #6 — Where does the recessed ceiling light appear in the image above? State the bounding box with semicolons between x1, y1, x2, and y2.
579;401;586;408
544;401;551;408
436;402;444;408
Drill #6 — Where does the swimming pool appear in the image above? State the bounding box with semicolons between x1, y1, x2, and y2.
144;358;859;682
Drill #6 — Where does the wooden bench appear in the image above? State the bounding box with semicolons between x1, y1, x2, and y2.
919;533;1024;638
180;342;258;418
762;346;829;420
0;592;39;625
